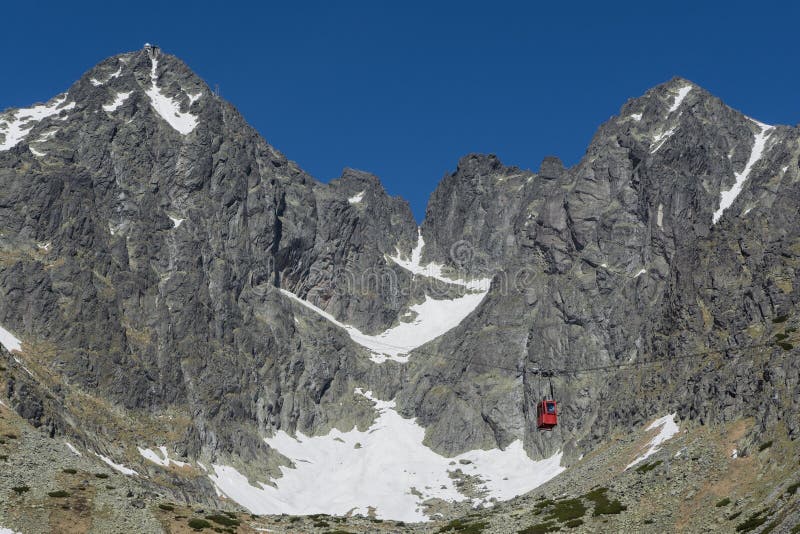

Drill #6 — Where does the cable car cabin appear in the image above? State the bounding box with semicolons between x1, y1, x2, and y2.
536;400;558;430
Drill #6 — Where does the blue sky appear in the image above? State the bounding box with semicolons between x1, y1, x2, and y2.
2;1;798;220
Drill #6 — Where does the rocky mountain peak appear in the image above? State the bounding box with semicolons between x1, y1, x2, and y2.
1;49;799;529
538;155;565;180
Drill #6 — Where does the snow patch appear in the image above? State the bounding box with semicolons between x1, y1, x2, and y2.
634;269;646;278
712;123;774;224
668;85;692;113
630;113;642;121
657;203;664;228
626;414;679;469
208;389;564;522
103;91;132;112
65;442;82;457
731;449;738;459
188;92;202;104
748;117;773;130
281;288;487;363
0;526;22;534
168;216;184;228
388;228;491;291
145;54;198;135
139;446;189;468
29;146;46;157
0;325;22;352
348;190;365;204
650;127;676;153
12;357;32;377
95;453;138;476
89;67;121;87
36;130;57;143
0;95;75;151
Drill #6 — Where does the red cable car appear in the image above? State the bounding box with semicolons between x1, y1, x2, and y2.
536;399;558;430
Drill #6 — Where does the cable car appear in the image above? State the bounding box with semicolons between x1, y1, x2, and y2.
536;399;558;430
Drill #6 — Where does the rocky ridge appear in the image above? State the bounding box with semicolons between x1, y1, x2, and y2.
1;46;799;531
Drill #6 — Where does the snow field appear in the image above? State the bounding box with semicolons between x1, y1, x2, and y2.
0;95;75;152
145;55;198;135
0;325;21;352
209;389;564;522
713;121;774;223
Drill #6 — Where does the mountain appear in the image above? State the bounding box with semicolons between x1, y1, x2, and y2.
0;46;798;533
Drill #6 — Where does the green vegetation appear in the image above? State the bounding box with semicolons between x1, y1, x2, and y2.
95;473;109;479
437;518;489;533
289;516;301;523
775;333;789;341
758;441;774;452
773;315;789;323
206;514;239;527
47;490;70;498
544;498;586;522
62;468;77;474
635;460;663;473
314;521;330;528
12;485;30;495
716;498;732;507
585;487;627;516
564;518;584;528
790;524;800;534
729;511;742;520
187;518;212;530
778;342;794;351
0;455;8;461
518;522;559;534
736;509;769;532
158;503;175;511
786;481;800;495
644;519;655;524
761;520;780;534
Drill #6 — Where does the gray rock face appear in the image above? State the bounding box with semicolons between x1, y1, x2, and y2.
0;45;798;508
398;77;800;459
0;46;414;468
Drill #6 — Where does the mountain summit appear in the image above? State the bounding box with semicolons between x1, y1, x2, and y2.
1;47;798;532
